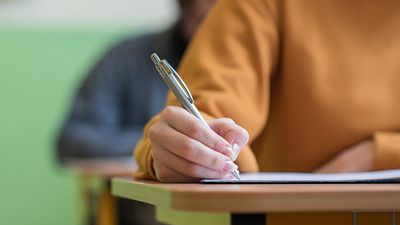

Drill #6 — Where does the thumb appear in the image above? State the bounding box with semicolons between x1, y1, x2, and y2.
208;118;249;159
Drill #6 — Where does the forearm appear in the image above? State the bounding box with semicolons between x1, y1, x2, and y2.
314;132;400;173
315;139;375;173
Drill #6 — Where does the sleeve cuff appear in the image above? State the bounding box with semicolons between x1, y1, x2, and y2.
133;116;159;180
373;132;400;170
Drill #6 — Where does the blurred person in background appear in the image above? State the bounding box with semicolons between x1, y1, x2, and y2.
56;0;216;225
57;0;215;161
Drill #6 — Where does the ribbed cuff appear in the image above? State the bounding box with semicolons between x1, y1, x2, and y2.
373;132;400;170
133;116;159;180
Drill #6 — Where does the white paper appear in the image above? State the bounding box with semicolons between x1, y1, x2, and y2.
202;169;400;183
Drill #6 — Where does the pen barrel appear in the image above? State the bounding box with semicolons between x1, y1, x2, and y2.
183;103;209;127
163;76;209;127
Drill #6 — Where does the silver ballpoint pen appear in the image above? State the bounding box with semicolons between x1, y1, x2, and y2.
150;53;240;180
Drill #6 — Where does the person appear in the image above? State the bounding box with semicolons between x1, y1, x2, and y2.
57;0;215;161
56;1;216;225
134;0;400;224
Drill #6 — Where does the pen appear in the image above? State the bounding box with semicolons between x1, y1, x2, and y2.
150;53;240;180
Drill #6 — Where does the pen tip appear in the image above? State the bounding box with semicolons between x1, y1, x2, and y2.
232;170;241;180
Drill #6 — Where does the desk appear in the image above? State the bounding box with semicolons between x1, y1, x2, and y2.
65;158;136;225
66;157;135;177
112;178;400;225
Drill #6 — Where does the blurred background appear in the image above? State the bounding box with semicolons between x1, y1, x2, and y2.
0;1;178;225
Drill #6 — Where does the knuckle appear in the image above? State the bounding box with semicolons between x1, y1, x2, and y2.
161;106;177;120
148;125;159;141
236;127;250;143
226;126;249;145
210;157;223;170
186;122;202;139
179;139;196;158
213;139;227;152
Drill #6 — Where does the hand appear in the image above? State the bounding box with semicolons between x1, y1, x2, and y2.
149;106;249;182
316;139;375;173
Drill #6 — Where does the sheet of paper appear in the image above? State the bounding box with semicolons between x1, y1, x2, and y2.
201;169;400;184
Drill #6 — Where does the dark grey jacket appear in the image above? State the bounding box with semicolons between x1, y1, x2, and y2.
57;25;186;161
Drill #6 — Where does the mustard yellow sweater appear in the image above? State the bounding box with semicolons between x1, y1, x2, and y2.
135;0;400;224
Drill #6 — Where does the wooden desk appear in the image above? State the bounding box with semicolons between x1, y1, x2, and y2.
66;157;135;177
65;158;136;225
112;178;400;225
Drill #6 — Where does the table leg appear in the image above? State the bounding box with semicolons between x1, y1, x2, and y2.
77;174;117;225
351;211;399;225
393;211;397;225
98;187;117;225
352;211;358;225
77;175;94;225
231;213;266;225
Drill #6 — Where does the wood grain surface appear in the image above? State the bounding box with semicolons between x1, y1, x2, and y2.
112;177;400;213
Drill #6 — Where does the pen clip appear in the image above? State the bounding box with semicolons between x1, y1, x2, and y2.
162;60;195;104
150;53;167;79
150;53;194;104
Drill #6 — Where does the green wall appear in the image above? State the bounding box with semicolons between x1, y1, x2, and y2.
0;27;129;225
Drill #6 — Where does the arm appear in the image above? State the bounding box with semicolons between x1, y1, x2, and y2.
57;46;142;161
134;0;279;180
374;132;400;170
316;132;400;173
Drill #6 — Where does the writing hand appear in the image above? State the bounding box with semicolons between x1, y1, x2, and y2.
149;106;249;182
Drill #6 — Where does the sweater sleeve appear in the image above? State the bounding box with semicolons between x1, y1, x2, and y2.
373;132;400;170
134;0;279;179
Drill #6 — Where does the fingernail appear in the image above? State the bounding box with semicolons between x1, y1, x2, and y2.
232;143;240;161
222;161;238;172
224;146;235;159
223;174;234;179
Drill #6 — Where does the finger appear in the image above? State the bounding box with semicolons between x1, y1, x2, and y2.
154;161;199;183
209;118;249;147
209;118;249;146
155;162;234;183
152;143;229;179
152;144;196;182
209;118;249;160
161;106;235;158
150;122;238;172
